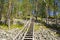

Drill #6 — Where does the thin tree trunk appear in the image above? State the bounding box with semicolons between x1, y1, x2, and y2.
53;1;58;27
7;0;12;29
53;9;57;26
0;13;2;24
48;6;50;18
0;11;1;21
0;3;3;23
0;0;3;23
46;4;49;24
36;16;37;21
35;0;38;21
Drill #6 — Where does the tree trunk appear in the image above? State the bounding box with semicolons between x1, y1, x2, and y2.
6;0;12;29
35;0;38;21
36;16;37;21
53;9;57;26
0;13;2;21
46;4;49;24
0;13;2;24
53;1;58;27
0;4;3;23
48;6;50;18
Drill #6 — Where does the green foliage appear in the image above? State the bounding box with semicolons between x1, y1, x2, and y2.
34;23;40;31
0;0;60;30
0;23;8;30
10;24;23;30
0;24;23;30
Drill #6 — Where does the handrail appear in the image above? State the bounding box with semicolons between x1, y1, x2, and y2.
13;20;31;40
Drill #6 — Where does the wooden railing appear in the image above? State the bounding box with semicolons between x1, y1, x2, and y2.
13;20;31;40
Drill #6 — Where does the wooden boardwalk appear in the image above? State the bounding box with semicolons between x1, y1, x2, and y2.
13;19;34;40
23;21;34;40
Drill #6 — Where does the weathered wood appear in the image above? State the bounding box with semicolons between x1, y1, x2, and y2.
13;20;31;40
13;18;34;40
22;19;34;40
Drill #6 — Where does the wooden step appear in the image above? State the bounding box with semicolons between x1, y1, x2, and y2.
25;36;33;38
24;38;33;40
26;34;33;36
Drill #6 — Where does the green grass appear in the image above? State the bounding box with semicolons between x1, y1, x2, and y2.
34;23;40;31
0;24;24;31
0;24;8;30
10;24;23;30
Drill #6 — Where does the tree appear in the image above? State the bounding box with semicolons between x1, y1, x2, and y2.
0;0;4;23
20;0;32;19
6;0;12;29
53;0;58;26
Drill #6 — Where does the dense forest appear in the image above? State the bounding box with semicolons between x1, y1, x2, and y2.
0;0;60;40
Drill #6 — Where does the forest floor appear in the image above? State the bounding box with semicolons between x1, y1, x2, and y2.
34;22;60;40
0;18;60;40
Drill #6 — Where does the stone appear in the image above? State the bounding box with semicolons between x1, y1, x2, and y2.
2;39;6;40
34;23;60;40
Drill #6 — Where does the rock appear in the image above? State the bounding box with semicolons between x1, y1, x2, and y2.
34;23;60;40
2;39;7;40
0;28;21;40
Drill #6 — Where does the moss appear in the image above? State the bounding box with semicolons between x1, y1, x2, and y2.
0;24;24;31
0;24;8;30
34;23;40;31
10;24;23;30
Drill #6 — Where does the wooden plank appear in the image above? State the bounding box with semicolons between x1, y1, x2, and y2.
13;20;30;40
